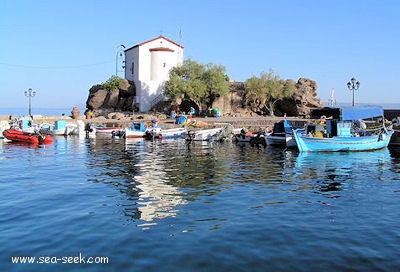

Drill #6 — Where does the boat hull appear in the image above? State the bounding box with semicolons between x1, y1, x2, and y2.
96;127;123;134
124;123;161;139
3;129;53;145
158;128;187;140
265;133;296;147
293;129;393;152
186;128;222;141
125;131;145;138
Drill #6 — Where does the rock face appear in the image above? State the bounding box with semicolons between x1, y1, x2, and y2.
86;77;323;117
275;78;323;117
211;78;323;117
86;79;135;116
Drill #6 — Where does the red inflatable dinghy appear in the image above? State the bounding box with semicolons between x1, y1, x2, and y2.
2;129;53;145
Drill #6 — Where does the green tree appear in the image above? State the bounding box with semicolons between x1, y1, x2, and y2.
164;59;229;110
244;70;294;116
102;75;123;91
203;63;230;108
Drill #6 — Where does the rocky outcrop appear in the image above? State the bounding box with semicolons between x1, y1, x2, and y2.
85;77;323;118
275;78;323;117
86;79;135;116
211;78;323;117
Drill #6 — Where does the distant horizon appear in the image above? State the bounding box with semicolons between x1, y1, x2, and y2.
1;101;400;117
2;101;400;110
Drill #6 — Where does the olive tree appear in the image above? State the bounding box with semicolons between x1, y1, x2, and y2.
244;70;294;116
164;59;229;111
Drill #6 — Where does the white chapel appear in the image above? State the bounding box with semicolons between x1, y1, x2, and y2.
124;36;184;112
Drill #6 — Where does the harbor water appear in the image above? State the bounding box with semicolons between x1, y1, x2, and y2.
1;136;400;271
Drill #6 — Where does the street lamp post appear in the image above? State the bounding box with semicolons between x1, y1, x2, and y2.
24;88;36;116
116;44;126;76
347;77;360;107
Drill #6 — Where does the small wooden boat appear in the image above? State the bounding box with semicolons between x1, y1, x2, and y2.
186;127;223;141
265;120;296;147
232;128;268;146
125;122;146;138
3;129;53;145
232;129;255;142
125;122;162;139
96;126;123;134
293;106;393;152
158;127;187;140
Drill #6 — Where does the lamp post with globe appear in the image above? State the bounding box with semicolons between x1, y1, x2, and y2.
24;88;36;116
347;77;360;107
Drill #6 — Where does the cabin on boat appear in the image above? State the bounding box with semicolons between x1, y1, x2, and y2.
124;36;184;113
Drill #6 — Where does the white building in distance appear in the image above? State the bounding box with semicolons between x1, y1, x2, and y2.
124;35;184;112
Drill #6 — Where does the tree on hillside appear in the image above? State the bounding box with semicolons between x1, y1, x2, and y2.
164;59;229;111
244;70;295;116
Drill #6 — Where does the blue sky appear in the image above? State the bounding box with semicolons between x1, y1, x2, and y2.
1;0;399;109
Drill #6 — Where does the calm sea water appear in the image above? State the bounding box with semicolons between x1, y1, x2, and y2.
1;136;400;272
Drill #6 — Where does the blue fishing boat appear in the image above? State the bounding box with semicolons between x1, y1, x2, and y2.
293;106;393;152
123;121;162;139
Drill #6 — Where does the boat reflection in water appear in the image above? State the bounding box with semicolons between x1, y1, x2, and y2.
388;145;400;158
292;148;392;194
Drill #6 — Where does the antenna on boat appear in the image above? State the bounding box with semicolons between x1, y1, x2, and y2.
329;89;336;107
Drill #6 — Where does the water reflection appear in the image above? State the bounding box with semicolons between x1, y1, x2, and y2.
65;134;400;229
293;148;392;194
389;145;400;158
125;140;187;225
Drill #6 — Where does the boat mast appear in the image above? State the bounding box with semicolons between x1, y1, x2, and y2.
329;89;336;107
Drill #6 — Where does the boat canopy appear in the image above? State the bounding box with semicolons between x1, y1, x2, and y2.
340;106;383;121
129;122;146;132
